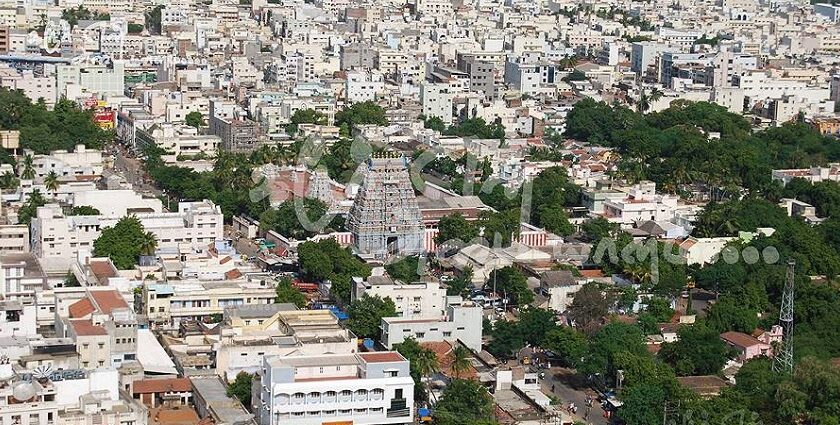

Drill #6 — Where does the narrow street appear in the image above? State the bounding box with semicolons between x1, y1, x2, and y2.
541;368;610;425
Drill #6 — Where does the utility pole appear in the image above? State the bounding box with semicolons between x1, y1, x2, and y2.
773;259;795;374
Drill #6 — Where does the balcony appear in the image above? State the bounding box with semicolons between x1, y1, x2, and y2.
386;398;409;418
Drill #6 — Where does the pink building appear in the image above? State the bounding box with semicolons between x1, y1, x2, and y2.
720;331;773;361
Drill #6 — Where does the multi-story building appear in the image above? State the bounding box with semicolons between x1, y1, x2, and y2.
504;58;560;95
142;277;277;325
29;145;103;178
0;253;47;300
257;352;414;425
31;200;223;260
345;70;384;103
209;100;261;152
381;302;483;351
351;275;446;318
56;62;125;99
0;225;29;254
56;288;138;370
214;306;357;381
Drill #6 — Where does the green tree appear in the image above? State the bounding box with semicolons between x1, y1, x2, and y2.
20;154;35;180
346;294;397;339
423;116;446;132
579;322;647;384
487;266;533;306
659;324;729;376
449;345;472;379
478;209;520;248
395;337;439;401
185;111;204;129
566;283;608;334
297;239;371;304
446;267;473;297
70;205;100;215
517;307;558;347
0;171;18;191
436;212;479;245
486;319;524;361
275;278;307;308
334;101;387;129
287;108;327;135
259;198;335;240
92;216;150;269
542;326;587;367
145;5;164;34
706;295;759;333
226;372;253;406
63;272;80;287
385;255;423;283
433;379;495;425
18;189;46;225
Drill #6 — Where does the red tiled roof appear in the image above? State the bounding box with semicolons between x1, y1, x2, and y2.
225;269;242;280
90;290;128;314
219;256;232;264
579;269;604;278
721;331;764;349
358;352;404;363
71;319;107;336
89;260;117;282
68;298;95;319
133;378;192;394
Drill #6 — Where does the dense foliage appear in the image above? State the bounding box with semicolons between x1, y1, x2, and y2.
0;88;112;154
92;216;157;269
296;238;370;304
346;294;397;339
274;278;307;308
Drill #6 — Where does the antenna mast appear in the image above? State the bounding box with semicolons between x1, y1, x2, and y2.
773;259;795;374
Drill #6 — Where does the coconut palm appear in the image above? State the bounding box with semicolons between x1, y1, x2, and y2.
449;346;472;379
44;170;59;194
139;231;158;256
20;154;35;180
0;172;19;191
415;348;439;401
649;87;664;103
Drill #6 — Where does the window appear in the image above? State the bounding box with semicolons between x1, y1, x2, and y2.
415;332;425;338
443;331;452;337
388;370;399;377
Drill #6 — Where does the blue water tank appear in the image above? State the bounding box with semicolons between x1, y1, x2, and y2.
363;338;374;349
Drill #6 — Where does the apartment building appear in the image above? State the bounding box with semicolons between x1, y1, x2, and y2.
215;306;357;380
504;58;560;95
209;99;262;152
29;145;103;178
142;277;276;325
351;275;446;319
381;302;483;351
31;200;223;260
56;289;138;369
0;253;47;300
0;363;147;425
0;225;29;254
0;67;56;108
257;352;414;425
345;70;384;103
597;182;680;226
0;298;37;338
56;62;125;99
420;82;457;125
136;123;220;158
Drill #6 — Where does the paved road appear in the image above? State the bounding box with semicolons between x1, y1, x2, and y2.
541;368;610;425
113;147;170;209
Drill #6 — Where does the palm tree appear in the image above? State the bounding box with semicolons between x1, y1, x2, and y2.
139;231;158;256
44;170;59;194
449;346;471;379
649;87;664;103
0;172;19;191
20;154;35;180
415;348;439;401
636;93;651;113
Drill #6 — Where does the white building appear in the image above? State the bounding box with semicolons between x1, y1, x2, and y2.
599;182;680;226
257;352;414;425
420;82;457;125
538;271;584;313
0;299;37;338
345;71;384;103
30;145;103;178
56;62;125;99
351;276;445;319
31;200;223;260
381;302;483;351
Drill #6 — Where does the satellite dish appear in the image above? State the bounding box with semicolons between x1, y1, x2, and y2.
12;382;37;401
32;365;54;380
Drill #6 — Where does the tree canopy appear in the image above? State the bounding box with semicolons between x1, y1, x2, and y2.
275;278;307;308
297;238;370;304
347;294;396;340
92;216;157;269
